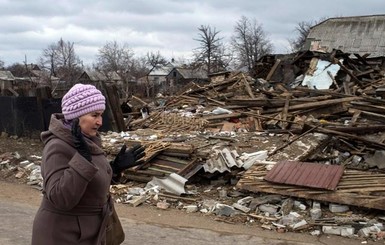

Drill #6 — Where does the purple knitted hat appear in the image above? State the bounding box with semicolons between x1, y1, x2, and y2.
61;84;106;120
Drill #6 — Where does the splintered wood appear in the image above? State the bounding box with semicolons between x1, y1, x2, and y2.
141;141;171;162
150;113;208;132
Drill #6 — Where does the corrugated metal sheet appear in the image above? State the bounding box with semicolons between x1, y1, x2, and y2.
264;161;344;190
203;148;269;173
146;173;187;195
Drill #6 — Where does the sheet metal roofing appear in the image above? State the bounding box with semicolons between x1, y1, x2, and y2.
264;161;344;190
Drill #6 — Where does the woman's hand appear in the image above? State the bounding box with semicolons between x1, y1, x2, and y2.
71;118;92;162
111;144;145;174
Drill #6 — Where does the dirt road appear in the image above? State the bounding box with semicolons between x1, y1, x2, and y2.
0;180;382;245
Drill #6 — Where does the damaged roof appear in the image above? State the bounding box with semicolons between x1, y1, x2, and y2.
306;14;385;57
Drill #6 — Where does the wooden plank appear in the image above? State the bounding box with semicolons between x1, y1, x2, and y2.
263;97;361;114
268;125;318;156
202;112;243;121
242;74;255;98
343;75;352;95
314;127;385;150
349;110;361;126
359;111;385;124
266;59;281;81
350;101;385;115
279;95;290;129
335;59;362;85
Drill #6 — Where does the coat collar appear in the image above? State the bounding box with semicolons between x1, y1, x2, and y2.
41;113;105;155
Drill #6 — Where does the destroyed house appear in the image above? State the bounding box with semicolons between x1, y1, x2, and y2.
306;14;385;57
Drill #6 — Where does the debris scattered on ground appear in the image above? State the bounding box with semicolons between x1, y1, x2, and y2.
3;48;385;242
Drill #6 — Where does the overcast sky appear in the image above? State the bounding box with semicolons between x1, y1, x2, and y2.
1;0;384;67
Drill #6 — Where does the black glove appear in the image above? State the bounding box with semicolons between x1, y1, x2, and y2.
71;118;92;162
111;144;145;174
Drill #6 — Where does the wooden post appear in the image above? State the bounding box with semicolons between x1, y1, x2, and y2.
102;83;125;132
36;86;52;130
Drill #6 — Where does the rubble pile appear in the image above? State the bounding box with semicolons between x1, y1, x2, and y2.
2;48;385;241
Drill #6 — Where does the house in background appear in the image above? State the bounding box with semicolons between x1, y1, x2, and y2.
77;70;123;85
166;67;208;92
5;64;59;96
305;14;385;57
0;71;16;96
139;64;174;85
76;70;131;98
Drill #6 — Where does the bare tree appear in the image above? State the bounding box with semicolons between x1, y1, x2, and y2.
7;63;27;76
231;16;273;73
144;51;168;97
289;17;327;52
146;51;168;75
39;38;83;85
95;41;135;98
193;25;229;74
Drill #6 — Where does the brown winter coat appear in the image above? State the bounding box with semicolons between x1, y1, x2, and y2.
32;113;114;245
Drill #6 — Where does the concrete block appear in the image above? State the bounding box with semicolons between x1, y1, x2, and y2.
259;204;279;215
312;201;321;209
310;208;322;220
184;205;198;213
322;226;341;235
232;203;251;213
340;227;355;237
292;219;308;230
127;195;147;207
329;203;349;213
358;225;381;237
156;201;170;209
322;226;355;237
214;204;237;217
294;201;307;210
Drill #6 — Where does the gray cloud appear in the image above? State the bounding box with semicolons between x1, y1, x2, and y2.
0;0;384;66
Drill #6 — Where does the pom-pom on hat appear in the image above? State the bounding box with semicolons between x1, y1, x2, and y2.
61;83;106;120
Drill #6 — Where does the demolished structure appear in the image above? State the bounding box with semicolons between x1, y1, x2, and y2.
3;48;385;241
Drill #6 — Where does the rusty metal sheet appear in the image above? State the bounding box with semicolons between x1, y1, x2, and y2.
237;164;385;211
264;161;344;190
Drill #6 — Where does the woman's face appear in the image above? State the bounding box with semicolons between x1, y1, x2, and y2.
78;110;104;137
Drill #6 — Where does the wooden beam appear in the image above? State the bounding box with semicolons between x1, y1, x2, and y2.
266;59;281;81
263;97;360;114
242;73;255;98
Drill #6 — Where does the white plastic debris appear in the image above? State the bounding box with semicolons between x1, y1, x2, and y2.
211;107;233;115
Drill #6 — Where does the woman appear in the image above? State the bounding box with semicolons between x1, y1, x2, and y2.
32;83;144;245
